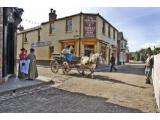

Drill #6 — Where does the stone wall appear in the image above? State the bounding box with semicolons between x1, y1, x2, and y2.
152;54;160;111
0;8;3;83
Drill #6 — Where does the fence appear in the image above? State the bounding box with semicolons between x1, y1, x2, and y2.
152;53;160;111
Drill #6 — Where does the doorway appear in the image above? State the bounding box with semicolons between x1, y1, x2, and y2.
84;45;94;57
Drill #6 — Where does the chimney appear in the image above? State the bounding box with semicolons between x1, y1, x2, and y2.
49;8;57;21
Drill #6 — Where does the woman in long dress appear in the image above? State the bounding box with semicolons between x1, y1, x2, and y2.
18;48;27;79
27;48;38;80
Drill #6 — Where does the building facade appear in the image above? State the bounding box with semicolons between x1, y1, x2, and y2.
117;32;129;64
0;7;23;83
17;9;119;64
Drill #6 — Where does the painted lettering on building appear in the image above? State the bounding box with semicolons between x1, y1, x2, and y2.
31;41;52;47
83;15;96;38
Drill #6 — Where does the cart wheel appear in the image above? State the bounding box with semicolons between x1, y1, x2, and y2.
50;60;59;73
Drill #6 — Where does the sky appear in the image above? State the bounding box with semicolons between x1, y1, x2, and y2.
20;7;160;52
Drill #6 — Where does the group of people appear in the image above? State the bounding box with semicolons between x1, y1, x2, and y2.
18;48;38;80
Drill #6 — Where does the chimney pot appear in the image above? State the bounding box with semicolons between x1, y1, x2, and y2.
49;9;57;21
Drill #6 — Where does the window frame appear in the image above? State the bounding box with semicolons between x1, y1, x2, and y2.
38;29;40;42
108;25;111;38
102;21;105;35
113;29;115;40
66;17;73;32
49;22;56;34
24;33;27;43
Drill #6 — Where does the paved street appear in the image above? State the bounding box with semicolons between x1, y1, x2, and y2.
0;64;157;112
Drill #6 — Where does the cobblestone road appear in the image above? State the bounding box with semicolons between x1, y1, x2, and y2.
0;84;143;113
0;64;157;112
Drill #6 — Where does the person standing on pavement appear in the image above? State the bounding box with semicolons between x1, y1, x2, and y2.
18;48;27;79
110;53;117;72
145;52;154;84
27;48;38;80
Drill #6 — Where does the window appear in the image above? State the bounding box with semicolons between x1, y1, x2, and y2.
84;45;94;57
113;29;115;40
49;22;56;34
66;18;72;32
49;46;54;58
24;33;27;42
102;21;105;34
108;25;111;38
38;29;40;42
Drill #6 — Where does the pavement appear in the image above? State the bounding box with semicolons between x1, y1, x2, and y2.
0;76;53;95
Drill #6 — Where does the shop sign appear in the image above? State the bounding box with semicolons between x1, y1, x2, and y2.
31;41;51;47
83;15;96;38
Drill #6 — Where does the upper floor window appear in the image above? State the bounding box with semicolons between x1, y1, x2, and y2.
102;21;105;35
113;29;115;40
108;25;111;38
66;18;72;32
49;22;56;34
38;29;40;42
24;33;27;42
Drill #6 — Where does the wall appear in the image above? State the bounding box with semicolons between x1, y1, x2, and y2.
17;15;81;60
96;16;117;46
152;53;160;111
0;7;3;82
16;33;23;58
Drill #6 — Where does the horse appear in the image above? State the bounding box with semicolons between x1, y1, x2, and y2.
79;53;101;78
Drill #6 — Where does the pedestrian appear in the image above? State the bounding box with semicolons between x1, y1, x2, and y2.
145;52;154;84
18;48;27;79
110;53;117;72
27;48;38;80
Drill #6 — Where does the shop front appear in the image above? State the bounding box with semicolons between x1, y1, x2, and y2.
81;38;97;57
99;40;109;64
59;39;79;56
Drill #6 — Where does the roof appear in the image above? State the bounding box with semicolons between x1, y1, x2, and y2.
42;12;119;32
18;12;119;34
17;26;41;34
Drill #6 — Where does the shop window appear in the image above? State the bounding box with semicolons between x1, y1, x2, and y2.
84;45;94;57
102;21;105;35
49;22;56;34
108;25;111;38
101;44;107;60
66;18;72;32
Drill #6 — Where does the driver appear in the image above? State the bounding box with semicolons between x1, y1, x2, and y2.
61;45;75;62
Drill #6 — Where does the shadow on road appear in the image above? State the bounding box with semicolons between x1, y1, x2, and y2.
68;73;147;89
0;86;143;113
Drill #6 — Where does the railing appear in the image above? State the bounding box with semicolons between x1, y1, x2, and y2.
152;53;160;111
